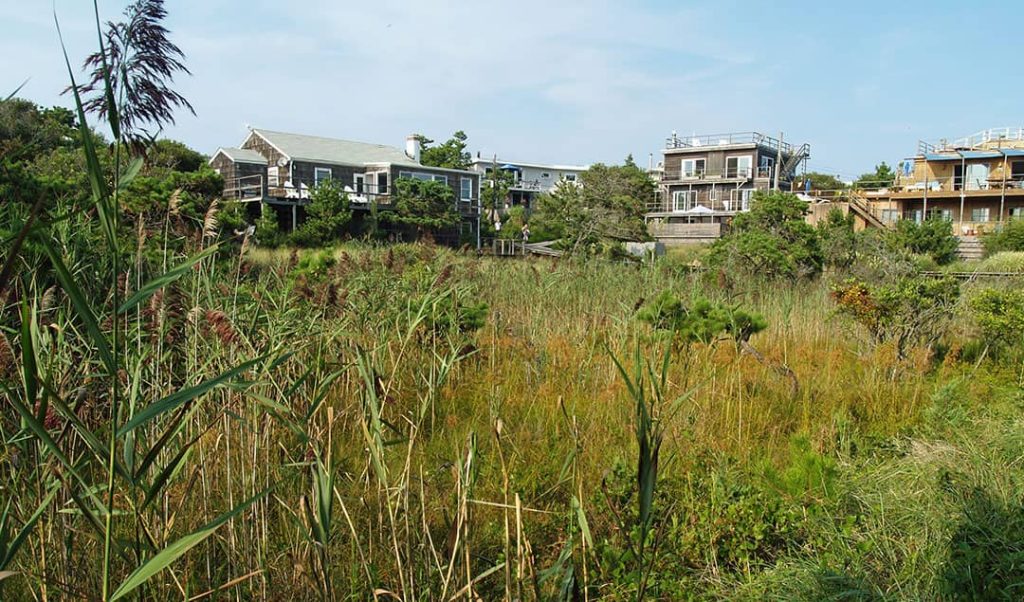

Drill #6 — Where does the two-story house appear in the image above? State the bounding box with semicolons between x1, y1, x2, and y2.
645;131;810;244
210;128;481;242
879;128;1024;235
467;156;588;211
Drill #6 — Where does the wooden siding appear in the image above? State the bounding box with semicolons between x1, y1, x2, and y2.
390;166;480;217
211;154;267;198
242;133;288;174
209;153;237;183
290;161;360;192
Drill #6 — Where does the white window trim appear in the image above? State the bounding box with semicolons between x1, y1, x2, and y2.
729;189;754;201
681;158;706;179
726;154;753;178
314;167;332;186
460;177;473;202
672;190;696;211
399;171;449;185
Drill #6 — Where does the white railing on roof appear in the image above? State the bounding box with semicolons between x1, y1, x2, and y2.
920;127;1024;154
664;131;794;155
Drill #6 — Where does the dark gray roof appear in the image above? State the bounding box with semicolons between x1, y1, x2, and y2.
216;147;267;164
252;129;421;167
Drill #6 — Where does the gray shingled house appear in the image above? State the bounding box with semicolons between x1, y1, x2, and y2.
210;128;481;243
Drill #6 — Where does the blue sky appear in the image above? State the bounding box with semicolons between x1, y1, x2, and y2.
1;0;1019;179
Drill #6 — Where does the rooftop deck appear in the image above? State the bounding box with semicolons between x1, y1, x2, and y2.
664;131;794;155
918;127;1024;154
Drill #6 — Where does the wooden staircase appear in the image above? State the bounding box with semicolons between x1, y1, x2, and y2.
847;195;887;229
957;236;984;261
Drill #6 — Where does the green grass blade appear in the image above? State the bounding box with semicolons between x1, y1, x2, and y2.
118;156;143;190
19;301;39;417
40;239;115;374
40;377;132;484
0;484;59;570
4;79;29;101
134;406;191;481
118;355;269;436
54;10;115;248
118;244;220;314
109;487;271;601
141;440;196;511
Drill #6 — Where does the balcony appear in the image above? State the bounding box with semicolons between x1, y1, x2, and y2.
661;167;773;182
223;174;395;206
647;191;755;214
891;174;1024;197
223;175;480;213
664;131;794;155
510;179;544;191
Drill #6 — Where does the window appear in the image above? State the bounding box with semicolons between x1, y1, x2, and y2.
672;191;696;211
927;208;953;221
399;171;447;184
881;209;899;224
905;209;923;223
971;207;991;222
314;167;332;186
564;174;577;183
726;155;752;178
267;166;280;186
681;158;706;178
966;163;989;191
758;156;775;178
460;177;473;201
541;172;550;178
353;173;365;195
1012;207;1024;218
1013;161;1024;180
377;172;389;194
729;189;754;211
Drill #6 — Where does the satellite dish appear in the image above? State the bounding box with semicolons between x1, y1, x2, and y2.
277;157;288;167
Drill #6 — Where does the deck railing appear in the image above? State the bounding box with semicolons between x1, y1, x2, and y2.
223;175;483;213
661;167;774;181
664;131;794;155
893;175;1024;194
920;127;1024;154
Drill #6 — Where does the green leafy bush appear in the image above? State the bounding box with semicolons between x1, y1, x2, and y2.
636;290;767;345
385;177;460;235
887;218;959;265
762;435;838;501
707;191;823;280
817;208;858;270
831;276;960;357
982;218;1024;256
290;179;352;247
291;249;336;282
969;288;1024;356
254;205;281;247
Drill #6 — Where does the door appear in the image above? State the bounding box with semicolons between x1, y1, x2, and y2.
966;163;989;191
953;164;964;191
